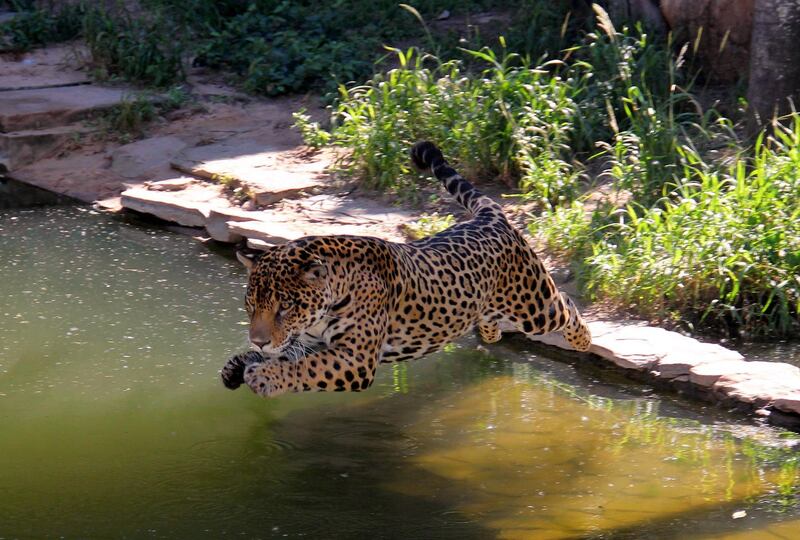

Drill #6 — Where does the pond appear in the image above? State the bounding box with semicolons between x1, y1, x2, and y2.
1;204;799;539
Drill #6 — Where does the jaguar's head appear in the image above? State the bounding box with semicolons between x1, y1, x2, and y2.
237;242;332;356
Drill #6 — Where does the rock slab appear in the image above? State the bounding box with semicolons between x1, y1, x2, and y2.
206;207;261;243
527;320;800;428
0;123;94;170
120;187;216;227
172;139;325;204
111;136;189;179
0;85;135;132
0;44;91;91
225;219;304;245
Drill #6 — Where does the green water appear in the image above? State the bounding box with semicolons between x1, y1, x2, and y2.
1;206;799;539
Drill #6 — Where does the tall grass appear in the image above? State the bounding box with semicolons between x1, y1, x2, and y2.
297;46;582;204
526;8;800;337
0;3;83;51
297;6;700;204
82;8;183;87
535;117;800;337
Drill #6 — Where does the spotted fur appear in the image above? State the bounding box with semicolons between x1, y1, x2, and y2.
220;141;591;397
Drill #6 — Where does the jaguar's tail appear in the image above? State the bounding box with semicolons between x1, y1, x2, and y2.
411;141;492;215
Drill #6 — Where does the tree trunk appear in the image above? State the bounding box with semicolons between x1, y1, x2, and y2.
747;0;800;133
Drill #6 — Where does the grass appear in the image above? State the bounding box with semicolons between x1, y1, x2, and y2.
297;45;582;205
210;173;254;204
81;7;183;87
400;212;456;240
95;86;189;140
0;3;183;87
524;9;798;337
297;6;701;204
0;3;83;51
174;0;514;96
2;0;516;93
101;95;157;138
536;120;799;337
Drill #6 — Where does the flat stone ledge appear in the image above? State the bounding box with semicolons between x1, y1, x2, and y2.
120;188;213;228
247;238;276;251
774;394;800;416
111;136;189;179
526;321;800;430
115;178;409;247
171;139;325;205
0;85;139;132
206;207;261;243
0;43;90;91
0;123;95;170
145;178;196;191
226;219;304;245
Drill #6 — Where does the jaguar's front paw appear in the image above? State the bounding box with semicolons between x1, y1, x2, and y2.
220;351;264;390
243;360;292;397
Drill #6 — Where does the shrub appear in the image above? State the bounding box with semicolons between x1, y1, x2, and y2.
300;46;582;204
534;117;800;337
82;9;183;87
190;0;506;96
0;3;83;51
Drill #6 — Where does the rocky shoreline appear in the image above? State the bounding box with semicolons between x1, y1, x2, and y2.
3;44;800;431
522;323;800;431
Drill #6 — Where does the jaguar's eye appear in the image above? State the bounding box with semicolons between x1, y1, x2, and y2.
278;301;294;316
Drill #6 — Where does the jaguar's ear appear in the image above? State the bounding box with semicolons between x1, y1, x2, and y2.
236;250;260;273
301;259;328;283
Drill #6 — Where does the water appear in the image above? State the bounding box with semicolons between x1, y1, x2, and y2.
0;178;74;209
739;341;800;369
1;206;799;539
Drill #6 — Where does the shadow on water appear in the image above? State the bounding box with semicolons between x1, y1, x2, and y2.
0;177;76;209
230;389;498;539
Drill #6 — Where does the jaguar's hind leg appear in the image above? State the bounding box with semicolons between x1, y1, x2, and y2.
507;290;591;352
478;320;502;344
496;260;592;352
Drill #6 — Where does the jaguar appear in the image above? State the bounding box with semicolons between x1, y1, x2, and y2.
220;141;591;397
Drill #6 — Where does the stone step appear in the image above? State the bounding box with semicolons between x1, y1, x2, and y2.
171;139;325;205
0;123;95;170
246;238;275;251
225;219;305;245
120;186;218;228
9;152;126;202
0;85;140;132
1;43;91;91
205;206;262;243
